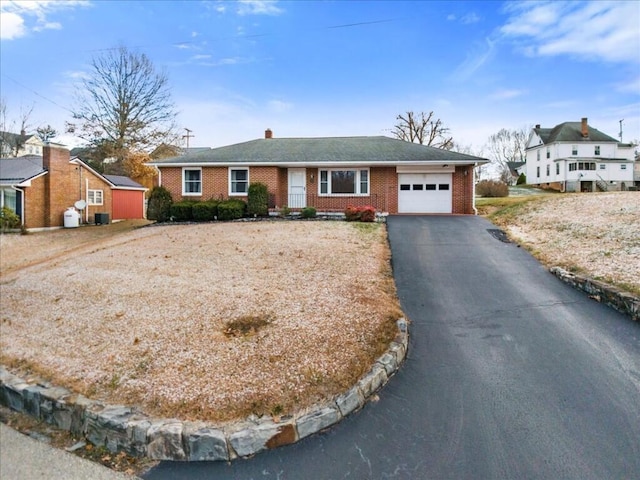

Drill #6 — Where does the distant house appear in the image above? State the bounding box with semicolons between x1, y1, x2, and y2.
0;130;44;157
525;118;635;192
150;130;489;214
0;145;147;230
506;161;526;185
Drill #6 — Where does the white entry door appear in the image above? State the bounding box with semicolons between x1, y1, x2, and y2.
288;168;306;208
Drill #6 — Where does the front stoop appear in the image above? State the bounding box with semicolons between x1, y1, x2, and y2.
0;318;409;462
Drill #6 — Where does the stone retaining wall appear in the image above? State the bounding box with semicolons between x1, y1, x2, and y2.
0;318;408;461
550;267;639;321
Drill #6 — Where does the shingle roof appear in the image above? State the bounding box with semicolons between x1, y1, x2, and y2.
103;174;145;189
0;155;46;184
150;136;489;166
535;122;618;144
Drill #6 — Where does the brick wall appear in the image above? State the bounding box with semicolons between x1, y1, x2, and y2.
452;165;474;214
23;176;47;229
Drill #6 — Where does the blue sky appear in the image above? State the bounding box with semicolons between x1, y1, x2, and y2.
1;0;639;153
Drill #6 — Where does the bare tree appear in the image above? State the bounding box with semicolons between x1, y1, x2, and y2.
484;127;528;183
392;111;454;149
0;98;34;156
36;124;58;143
69;46;178;172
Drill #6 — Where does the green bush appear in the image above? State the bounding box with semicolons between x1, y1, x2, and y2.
279;205;291;217
147;186;173;222
0;206;21;231
516;173;526;185
192;201;219;221
170;201;197;221
217;199;247;221
301;206;317;219
476;180;509;198
247;183;269;217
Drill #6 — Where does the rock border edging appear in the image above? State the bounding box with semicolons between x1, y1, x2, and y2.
0;318;408;461
550;267;639;321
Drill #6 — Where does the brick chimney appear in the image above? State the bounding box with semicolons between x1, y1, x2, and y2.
535;124;540;129
581;117;589;138
43;145;74;227
265;128;273;139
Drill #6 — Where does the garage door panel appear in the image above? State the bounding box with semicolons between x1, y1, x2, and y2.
398;173;452;213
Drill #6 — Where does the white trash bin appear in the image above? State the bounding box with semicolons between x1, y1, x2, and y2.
63;207;80;228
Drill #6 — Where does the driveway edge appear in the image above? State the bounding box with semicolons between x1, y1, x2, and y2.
550;267;639;321
0;318;408;462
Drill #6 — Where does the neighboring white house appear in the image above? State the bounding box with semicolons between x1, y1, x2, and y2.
0;131;44;157
524;118;635;192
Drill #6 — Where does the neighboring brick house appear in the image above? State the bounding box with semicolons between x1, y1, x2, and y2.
525;118;636;192
150;131;489;214
0;145;147;230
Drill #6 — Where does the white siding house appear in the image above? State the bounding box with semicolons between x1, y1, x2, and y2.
525;118;635;192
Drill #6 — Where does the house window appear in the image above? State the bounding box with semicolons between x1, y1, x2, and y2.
572;145;578;155
0;188;17;212
546;147;550;159
595;145;600;156
537;150;540;161
621;164;627;170
578;162;596;171
183;168;202;195
230;168;249;195
599;164;606;170
536;166;540;178
88;189;103;205
569;163;577;172
556;163;560;175
546;164;550;176
319;169;369;195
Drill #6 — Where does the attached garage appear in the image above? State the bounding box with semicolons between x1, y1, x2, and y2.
397;168;453;214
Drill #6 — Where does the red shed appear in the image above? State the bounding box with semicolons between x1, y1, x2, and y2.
103;175;147;220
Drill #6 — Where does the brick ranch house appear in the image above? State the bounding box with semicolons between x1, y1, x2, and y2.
0;145;147;230
150;131;489;215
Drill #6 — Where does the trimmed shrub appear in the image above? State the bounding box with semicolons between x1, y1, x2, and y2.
476;180;509;198
217;199;247;221
247;183;269;217
147;186;173;222
170;201;197;221
301;206;317;219
516;173;526;185
0;206;21;231
192;201;219;222
345;205;376;222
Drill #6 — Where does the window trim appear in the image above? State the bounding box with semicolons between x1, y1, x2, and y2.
571;145;578;156
182;167;202;196
229;167;249;196
88;189;104;206
594;145;601;156
318;168;370;196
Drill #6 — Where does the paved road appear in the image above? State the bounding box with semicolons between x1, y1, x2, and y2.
143;216;640;480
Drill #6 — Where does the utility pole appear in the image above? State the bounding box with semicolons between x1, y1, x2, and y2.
619;119;624;142
183;128;194;149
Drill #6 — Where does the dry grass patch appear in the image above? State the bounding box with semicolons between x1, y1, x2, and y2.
1;221;403;423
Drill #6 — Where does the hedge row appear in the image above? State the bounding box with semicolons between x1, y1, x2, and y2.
167;198;247;222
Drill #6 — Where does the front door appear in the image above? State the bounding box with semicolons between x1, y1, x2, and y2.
288;168;306;208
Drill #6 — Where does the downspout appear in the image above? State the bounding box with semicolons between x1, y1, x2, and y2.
85;178;90;223
472;163;478;215
10;185;25;227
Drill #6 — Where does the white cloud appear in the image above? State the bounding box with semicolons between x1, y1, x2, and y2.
0;0;90;40
236;0;283;16
447;14;456;21
614;76;640;95
461;13;480;24
490;89;527;100
267;100;293;113
452;37;497;81
0;12;26;39
501;1;640;63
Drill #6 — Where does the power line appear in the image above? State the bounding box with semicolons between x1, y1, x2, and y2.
1;73;75;115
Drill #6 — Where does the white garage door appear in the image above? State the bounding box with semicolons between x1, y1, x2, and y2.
398;173;452;213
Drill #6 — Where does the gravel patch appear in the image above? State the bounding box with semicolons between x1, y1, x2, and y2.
0;222;401;423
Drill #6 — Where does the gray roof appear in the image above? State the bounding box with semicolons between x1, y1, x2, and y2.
0;155;45;184
150;136;489;166
103;174;145;189
535;122;618;144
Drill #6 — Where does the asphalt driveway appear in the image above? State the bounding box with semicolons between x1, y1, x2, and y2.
143;215;640;480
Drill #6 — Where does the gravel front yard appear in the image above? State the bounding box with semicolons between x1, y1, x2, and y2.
0;221;401;423
493;192;640;295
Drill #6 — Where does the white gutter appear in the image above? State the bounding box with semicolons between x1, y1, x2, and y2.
472;163;478;215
